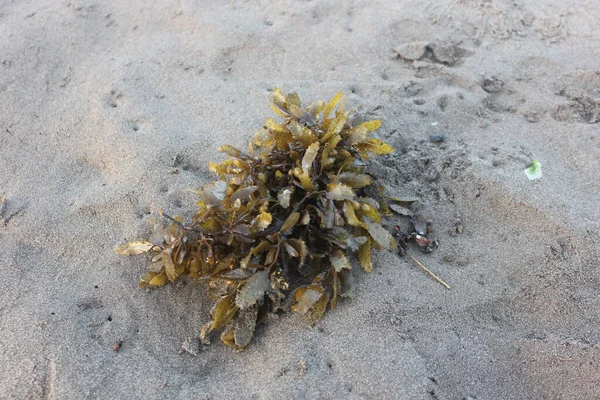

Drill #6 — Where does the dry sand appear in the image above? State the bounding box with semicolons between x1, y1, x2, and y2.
1;0;599;399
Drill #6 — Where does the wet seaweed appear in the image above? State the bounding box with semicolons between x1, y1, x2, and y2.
116;89;398;349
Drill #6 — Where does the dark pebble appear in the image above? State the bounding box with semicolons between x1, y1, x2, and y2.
430;134;445;143
482;77;504;93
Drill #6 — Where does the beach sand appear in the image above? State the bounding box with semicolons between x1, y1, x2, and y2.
0;1;598;398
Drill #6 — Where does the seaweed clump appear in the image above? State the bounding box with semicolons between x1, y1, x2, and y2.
116;89;397;349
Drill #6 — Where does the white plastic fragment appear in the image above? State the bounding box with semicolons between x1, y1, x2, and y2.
524;159;542;180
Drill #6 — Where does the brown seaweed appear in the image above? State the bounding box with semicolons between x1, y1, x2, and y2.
116;89;396;350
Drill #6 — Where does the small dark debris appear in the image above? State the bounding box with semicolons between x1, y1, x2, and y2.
482;77;504;93
172;154;184;167
475;185;484;198
413;99;426;105
395;216;437;255
394;228;411;256
430;134;444;143
437;96;449;111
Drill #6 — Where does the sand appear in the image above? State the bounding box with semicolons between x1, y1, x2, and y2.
1;0;598;399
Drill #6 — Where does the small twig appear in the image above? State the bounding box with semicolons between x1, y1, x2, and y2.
406;252;451;289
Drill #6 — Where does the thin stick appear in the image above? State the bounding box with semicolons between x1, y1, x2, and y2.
406;252;451;289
